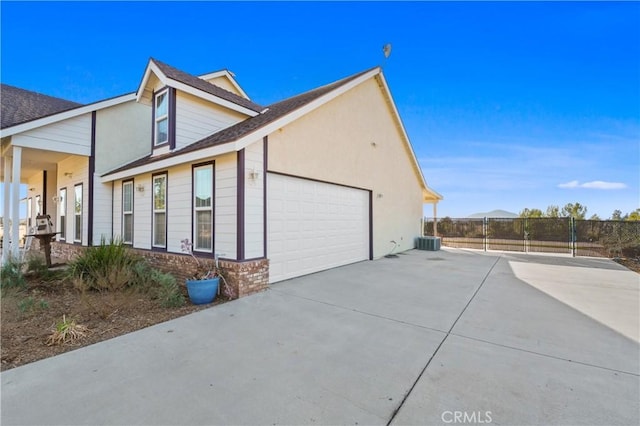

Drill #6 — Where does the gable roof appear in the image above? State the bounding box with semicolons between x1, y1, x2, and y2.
198;69;250;100
138;58;263;114
1;84;82;129
104;67;376;177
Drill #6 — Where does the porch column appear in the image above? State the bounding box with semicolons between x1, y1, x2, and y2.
433;202;438;237
10;147;22;260
2;153;11;264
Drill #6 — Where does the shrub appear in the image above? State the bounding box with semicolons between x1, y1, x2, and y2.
151;270;185;308
129;259;185;307
68;237;139;292
1;258;26;290
46;315;89;346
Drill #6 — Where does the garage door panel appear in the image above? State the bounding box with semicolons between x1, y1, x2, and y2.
268;173;369;283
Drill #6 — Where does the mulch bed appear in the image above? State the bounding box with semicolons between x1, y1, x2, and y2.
1;273;229;372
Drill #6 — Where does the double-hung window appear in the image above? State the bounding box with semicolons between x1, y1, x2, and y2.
74;184;82;243
154;90;169;146
122;181;134;244
193;165;213;252
152;174;167;248
59;188;66;241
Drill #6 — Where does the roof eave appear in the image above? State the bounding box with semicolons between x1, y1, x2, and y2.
0;93;136;138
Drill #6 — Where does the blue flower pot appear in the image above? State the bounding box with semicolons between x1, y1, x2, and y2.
186;277;219;305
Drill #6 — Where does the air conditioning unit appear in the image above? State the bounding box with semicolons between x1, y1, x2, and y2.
415;236;441;251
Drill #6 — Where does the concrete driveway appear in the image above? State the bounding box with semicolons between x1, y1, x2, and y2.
2;249;638;425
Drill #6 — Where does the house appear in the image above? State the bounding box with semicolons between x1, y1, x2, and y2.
1;59;442;296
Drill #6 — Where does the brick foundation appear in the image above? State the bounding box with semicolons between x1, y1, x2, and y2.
49;242;269;299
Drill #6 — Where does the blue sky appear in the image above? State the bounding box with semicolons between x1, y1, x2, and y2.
1;1;638;219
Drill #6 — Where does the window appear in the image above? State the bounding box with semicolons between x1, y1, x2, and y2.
154;90;168;146
122;181;134;244
35;195;41;216
74;184;82;243
27;198;32;228
152;174;167;248
59;188;66;241
193;165;213;251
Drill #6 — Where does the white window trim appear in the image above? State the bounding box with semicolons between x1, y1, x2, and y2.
193;164;213;253
154;90;169;146
59;188;67;241
152;174;167;248
122;181;134;244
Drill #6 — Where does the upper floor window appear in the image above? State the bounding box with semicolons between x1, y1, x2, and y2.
154;90;169;146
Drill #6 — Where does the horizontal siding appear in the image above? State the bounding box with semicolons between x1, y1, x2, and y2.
166;165;191;253
112;183;123;243
215;153;237;259
133;174;152;250
13;114;91;156
244;140;264;259
110;154;238;259
175;92;245;151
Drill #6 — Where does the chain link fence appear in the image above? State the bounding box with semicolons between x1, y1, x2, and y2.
425;217;640;258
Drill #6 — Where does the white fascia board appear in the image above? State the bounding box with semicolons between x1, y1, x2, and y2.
198;70;250;100
0;94;136;138
167;78;259;117
135;61;164;102
375;73;442;200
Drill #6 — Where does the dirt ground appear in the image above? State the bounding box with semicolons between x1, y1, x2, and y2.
1;272;228;371
2;257;637;372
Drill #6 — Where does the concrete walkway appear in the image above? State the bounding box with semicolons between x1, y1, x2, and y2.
2;249;638;425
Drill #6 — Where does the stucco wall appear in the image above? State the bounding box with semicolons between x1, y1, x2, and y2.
244;141;265;259
267;77;424;257
94;101;150;175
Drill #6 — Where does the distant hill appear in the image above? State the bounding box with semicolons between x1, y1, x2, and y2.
467;209;518;218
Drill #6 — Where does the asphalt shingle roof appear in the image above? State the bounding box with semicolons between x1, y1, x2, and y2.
1;84;82;129
151;58;263;113
104;67;376;177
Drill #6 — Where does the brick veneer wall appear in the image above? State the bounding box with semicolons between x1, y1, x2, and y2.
49;242;269;299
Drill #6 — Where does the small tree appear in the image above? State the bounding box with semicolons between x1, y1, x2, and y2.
626;209;640;221
519;208;544;218
611;209;623;221
561;202;587;219
545;205;560;218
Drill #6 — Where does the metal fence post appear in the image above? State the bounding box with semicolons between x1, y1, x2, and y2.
571;217;576;257
483;217;488;252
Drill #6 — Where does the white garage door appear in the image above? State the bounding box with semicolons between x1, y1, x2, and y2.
267;173;370;283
